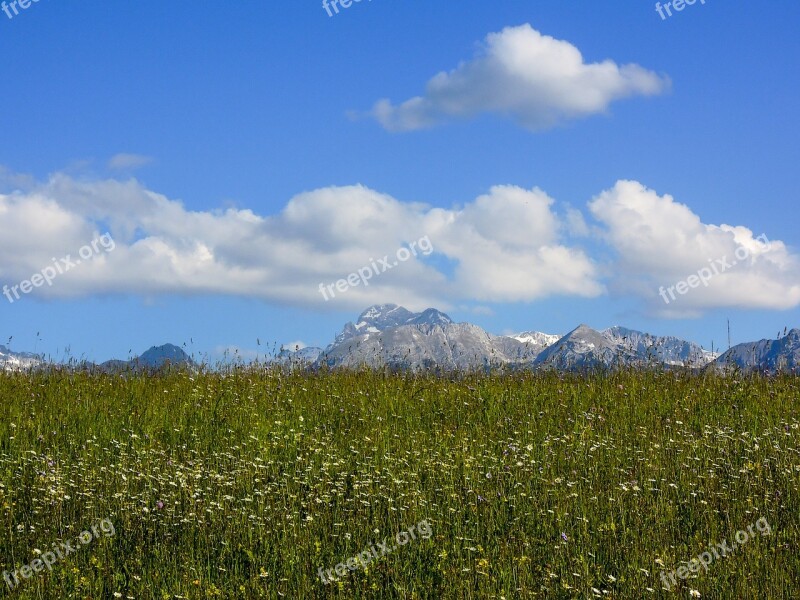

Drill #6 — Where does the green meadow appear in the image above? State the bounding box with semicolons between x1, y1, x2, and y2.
1;369;798;598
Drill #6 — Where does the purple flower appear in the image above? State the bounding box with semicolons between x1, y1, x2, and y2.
561;532;568;542
156;501;164;510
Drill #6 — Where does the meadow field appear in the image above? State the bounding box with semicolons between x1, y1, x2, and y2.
1;369;798;598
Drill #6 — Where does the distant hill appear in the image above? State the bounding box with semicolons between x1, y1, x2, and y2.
98;344;197;373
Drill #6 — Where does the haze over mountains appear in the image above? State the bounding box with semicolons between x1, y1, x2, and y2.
2;304;798;373
0;344;197;373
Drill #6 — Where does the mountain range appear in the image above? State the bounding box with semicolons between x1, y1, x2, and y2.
2;304;797;373
279;304;799;374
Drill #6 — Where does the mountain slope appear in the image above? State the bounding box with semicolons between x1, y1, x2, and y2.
533;325;638;370
714;329;800;373
272;346;323;366
508;331;561;347
603;326;717;366
320;321;533;371
320;305;539;370
331;304;454;347
99;344;197;372
322;307;720;372
533;325;715;370
0;345;43;371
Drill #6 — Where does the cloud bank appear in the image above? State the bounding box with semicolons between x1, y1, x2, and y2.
0;170;797;317
0;173;599;310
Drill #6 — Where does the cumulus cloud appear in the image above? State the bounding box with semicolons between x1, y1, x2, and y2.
3;169;795;318
424;186;603;301
108;153;153;171
589;180;800;316
0;170;600;309
369;24;669;132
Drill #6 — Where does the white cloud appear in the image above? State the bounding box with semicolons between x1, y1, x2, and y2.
589;180;800;315
108;153;153;171
424;185;602;301
369;24;669;132
0;171;600;309
3;169;795;318
565;206;590;237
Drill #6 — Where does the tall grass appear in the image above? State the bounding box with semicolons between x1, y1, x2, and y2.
1;368;798;598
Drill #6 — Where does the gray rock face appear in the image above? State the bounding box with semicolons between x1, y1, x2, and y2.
332;304;453;347
320;305;535;370
272;346;323;366
320;307;721;372
534;324;716;370
714;329;800;373
533;324;639;370
603;326;717;366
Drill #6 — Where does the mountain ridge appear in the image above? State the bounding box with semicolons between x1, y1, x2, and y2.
2;305;796;373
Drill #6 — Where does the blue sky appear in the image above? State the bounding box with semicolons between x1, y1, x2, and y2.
1;0;798;363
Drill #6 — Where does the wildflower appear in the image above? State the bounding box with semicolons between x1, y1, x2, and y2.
690;591;701;598
561;532;568;542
